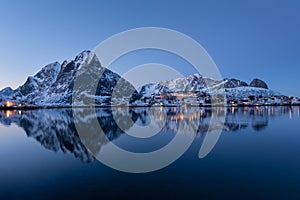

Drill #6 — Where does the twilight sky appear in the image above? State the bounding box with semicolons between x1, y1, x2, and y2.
0;0;299;96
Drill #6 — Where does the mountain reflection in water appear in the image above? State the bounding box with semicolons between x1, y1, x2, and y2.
0;106;298;162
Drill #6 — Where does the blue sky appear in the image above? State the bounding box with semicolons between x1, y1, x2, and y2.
0;0;299;96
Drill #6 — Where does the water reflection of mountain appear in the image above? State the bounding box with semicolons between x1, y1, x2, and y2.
0;109;133;163
0;106;298;162
130;106;297;134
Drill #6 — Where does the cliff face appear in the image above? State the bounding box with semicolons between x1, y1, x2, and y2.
7;50;136;106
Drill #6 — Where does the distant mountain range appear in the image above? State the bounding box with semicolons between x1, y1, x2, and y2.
135;74;281;102
0;50;294;107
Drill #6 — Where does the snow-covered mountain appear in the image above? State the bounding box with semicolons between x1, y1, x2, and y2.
225;87;281;100
138;74;222;95
8;50;136;106
134;74;282;102
13;62;61;103
0;50;287;106
224;78;248;88
0;87;13;100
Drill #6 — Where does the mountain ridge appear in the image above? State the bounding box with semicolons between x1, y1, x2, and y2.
1;50;136;106
0;50;297;107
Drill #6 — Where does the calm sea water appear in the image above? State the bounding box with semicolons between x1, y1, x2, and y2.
0;106;299;199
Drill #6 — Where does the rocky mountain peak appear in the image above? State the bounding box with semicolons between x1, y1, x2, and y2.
74;50;97;66
250;78;268;89
224;78;248;88
2;50;136;106
0;87;13;95
0;87;13;100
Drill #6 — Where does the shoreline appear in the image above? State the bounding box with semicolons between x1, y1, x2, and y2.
0;104;300;110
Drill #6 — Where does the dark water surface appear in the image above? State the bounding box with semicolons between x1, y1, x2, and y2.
0;106;299;199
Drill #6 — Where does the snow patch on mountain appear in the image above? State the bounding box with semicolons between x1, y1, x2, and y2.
225;87;282;100
0;87;13;100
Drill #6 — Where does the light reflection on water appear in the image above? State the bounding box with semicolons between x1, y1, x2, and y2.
0;106;299;161
0;106;299;199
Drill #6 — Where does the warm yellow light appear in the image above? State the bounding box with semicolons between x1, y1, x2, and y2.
6;101;12;107
6;110;12;118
